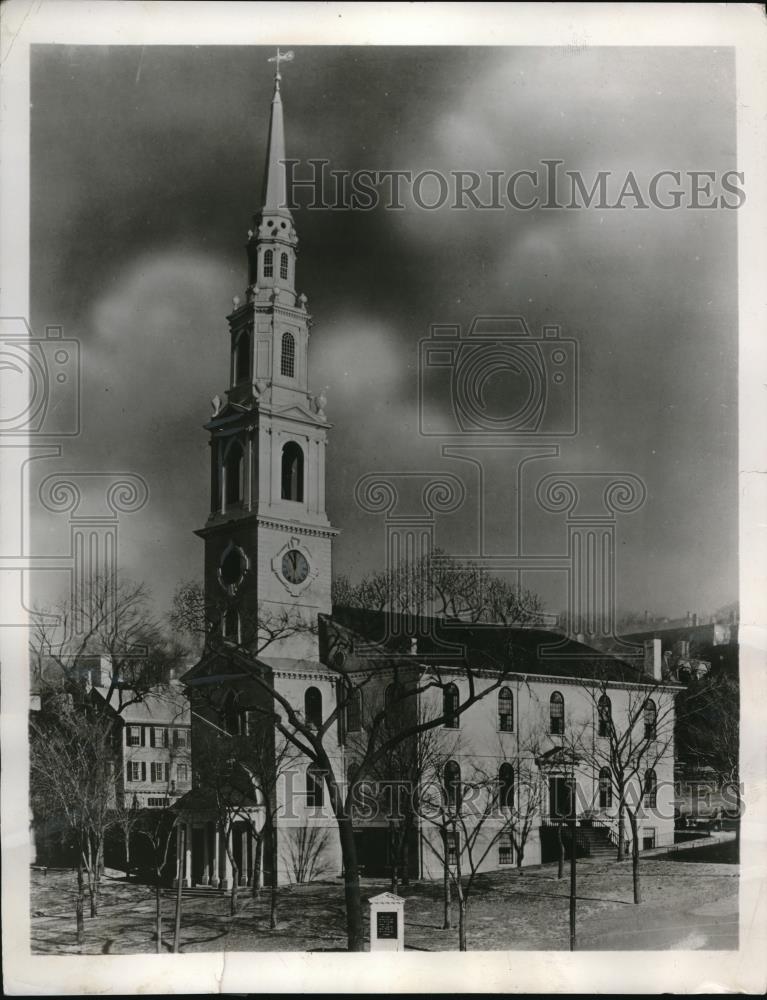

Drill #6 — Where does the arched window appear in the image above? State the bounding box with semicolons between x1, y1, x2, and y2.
498;687;513;732
306;763;324;807
234;329;250;383
499;763;514;809
305;687;322;728
599;767;612;808
643;767;657;808
444;760;461;810
549;691;564;735
281;441;304;501
263;248;273;278
443;683;459;729
597;694;612;739
644;700;657;741
280;251;289;280
384;682;397;710
280;332;295;378
346;689;362;733
224;440;243;507
224;606;239;643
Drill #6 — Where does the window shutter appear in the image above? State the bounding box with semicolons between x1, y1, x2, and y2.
149;729;155;748
140;726;146;747
126;761;132;783
165;763;170;784
141;762;146;782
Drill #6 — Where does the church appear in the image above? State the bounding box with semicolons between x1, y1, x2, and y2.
177;59;679;890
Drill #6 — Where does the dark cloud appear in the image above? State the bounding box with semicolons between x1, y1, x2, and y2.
30;45;737;619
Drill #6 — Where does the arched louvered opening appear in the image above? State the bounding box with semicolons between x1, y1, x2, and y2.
281;441;304;501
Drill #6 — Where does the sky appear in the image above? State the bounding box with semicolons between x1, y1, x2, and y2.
27;44;738;623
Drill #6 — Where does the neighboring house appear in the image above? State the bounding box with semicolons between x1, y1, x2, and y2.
90;675;192;811
176;64;683;891
622;619;738;679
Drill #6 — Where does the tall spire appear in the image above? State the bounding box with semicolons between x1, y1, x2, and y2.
262;49;294;214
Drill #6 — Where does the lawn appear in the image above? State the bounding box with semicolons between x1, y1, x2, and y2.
31;849;738;954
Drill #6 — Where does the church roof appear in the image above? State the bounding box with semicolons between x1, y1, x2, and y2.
327;607;646;684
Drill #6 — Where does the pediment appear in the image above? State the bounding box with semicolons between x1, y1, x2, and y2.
272;403;323;424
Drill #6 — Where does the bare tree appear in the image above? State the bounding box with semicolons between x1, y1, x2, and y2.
32;574;184;713
170;579;316;659
181;554;545;950
419;751;512;951
334;549;545;626
565;677;678;903
30;700;117;934
134;808;178;953
283;826;334;883
676;672;740;842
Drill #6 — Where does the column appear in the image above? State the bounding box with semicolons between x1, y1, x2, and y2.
221;826;233;890
201;824;210;885
211;824;220;889
184;821;193;888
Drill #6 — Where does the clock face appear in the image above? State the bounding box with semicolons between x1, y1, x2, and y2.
282;549;309;584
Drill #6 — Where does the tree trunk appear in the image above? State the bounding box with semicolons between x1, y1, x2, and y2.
230;863;239;916
402;835;410;887
442;858;452;929
557;823;565;879
124;827;131;875
155;878;163;953
269;835;278;929
251;835;263;898
627;809;641;904
76;860;85;946
455;878;467;951
173;827;184;953
617;801;625;861
336;812;365;951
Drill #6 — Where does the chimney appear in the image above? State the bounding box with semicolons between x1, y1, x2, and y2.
644;638;662;681
644;610;649;624
686;611;692;626
691;612;698;627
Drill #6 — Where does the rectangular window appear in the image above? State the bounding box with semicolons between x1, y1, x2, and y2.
499;834;513;866
172;728;189;748
642;828;656;851
150;762;167;784
147;796;168;808
150;727;168;749
176;764;189;784
126;726;141;747
445;830;459;867
126;761;142;782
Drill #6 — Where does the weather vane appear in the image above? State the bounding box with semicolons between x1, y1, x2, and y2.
268;48;295;82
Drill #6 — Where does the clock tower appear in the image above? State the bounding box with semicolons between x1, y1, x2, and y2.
196;61;337;661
